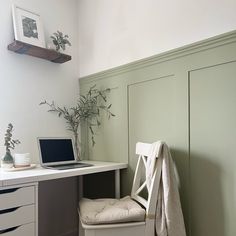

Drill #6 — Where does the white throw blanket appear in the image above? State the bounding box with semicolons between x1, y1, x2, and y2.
146;141;186;236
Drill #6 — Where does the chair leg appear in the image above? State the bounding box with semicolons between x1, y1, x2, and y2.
79;220;84;236
84;229;96;236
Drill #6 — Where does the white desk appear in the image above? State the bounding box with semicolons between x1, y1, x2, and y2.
0;161;127;236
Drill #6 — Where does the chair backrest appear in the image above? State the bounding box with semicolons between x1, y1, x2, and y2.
131;142;163;217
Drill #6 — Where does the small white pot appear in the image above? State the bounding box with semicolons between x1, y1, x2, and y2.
14;153;31;167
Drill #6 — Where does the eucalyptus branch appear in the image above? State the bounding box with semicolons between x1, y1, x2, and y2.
4;123;20;153
40;85;115;159
39;100;80;158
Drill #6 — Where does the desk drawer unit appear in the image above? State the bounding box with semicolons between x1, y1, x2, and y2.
0;185;37;236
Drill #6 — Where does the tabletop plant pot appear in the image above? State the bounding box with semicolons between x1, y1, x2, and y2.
1;151;14;168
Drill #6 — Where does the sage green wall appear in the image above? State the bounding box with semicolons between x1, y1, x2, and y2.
189;62;236;236
79;30;236;236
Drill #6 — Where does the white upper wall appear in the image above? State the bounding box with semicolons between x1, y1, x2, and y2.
0;0;79;162
78;0;236;77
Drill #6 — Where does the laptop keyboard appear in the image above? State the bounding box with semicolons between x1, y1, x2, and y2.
47;163;93;170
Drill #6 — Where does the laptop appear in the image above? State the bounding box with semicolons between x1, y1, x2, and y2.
38;137;93;170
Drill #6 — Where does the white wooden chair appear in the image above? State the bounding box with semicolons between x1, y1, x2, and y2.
78;142;163;236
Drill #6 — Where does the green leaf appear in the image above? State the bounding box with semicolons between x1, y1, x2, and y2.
39;101;46;105
89;126;94;135
92;138;95;147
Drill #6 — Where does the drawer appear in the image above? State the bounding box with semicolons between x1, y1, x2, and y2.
0;223;35;236
0;205;35;230
0;186;35;210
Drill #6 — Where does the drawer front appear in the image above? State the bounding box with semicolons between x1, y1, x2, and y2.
0;205;35;230
0;186;35;210
0;223;35;236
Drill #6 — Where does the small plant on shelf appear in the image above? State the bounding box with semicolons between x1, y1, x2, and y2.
40;85;115;160
1;123;21;168
51;30;71;51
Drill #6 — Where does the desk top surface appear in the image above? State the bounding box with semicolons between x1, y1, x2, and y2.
0;160;127;187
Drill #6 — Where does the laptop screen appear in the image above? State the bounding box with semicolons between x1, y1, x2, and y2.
38;138;76;165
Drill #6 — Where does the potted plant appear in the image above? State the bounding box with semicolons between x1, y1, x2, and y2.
1;123;20;168
40;85;115;160
50;30;71;52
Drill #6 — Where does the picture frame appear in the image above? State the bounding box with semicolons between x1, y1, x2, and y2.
12;5;45;48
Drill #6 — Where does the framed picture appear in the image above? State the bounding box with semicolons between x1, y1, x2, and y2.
12;5;45;48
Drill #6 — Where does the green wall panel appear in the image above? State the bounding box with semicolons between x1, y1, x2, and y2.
190;62;236;236
126;75;175;194
80;77;128;164
79;30;236;236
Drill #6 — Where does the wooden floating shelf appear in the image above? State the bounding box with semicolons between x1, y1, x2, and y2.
8;40;71;64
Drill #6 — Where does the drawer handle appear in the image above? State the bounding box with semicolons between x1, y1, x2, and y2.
0;207;19;215
0;226;19;234
0;188;19;195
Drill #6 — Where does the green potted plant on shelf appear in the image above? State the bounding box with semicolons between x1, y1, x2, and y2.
40;85;115;160
1;123;20;168
51;30;71;52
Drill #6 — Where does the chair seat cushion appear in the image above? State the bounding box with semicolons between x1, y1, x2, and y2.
79;196;146;225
